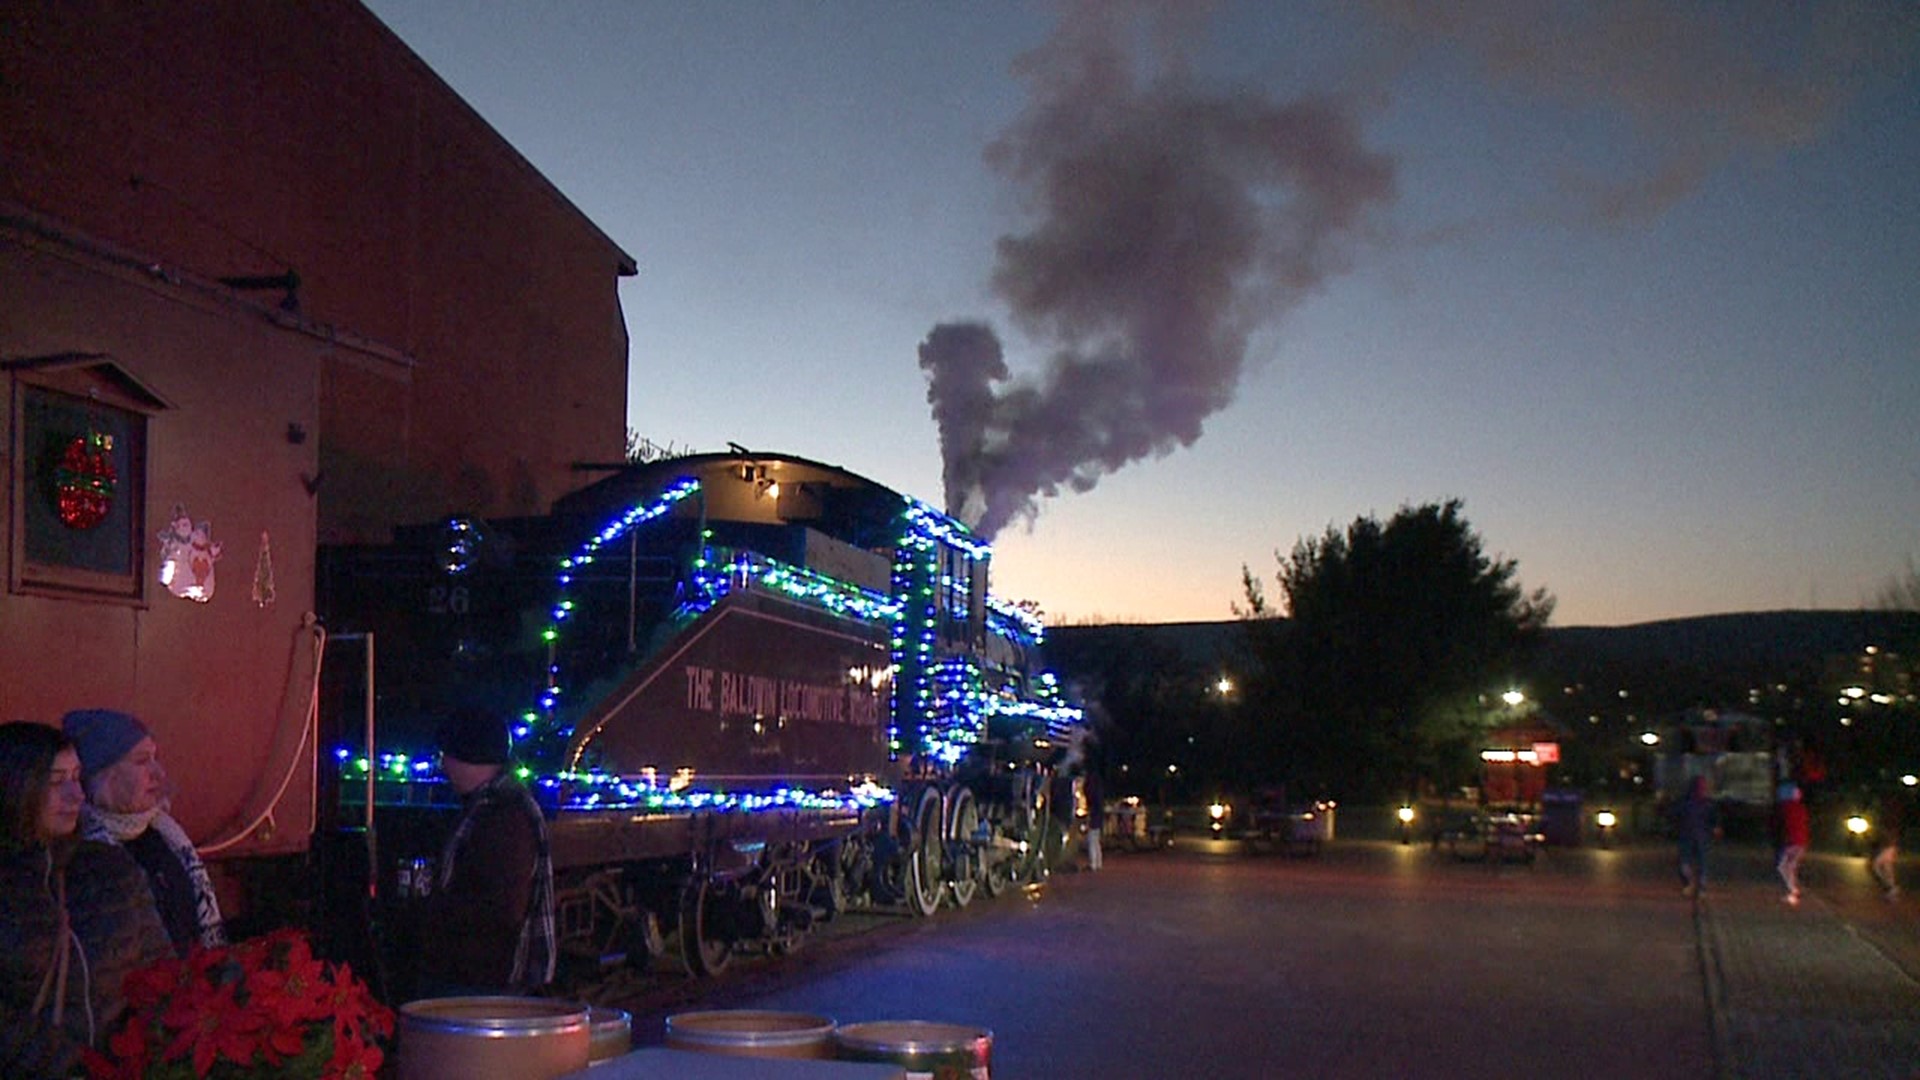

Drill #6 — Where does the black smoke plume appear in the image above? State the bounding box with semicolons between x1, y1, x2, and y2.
921;1;1394;537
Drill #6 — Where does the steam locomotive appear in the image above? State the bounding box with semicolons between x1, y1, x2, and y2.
315;450;1083;986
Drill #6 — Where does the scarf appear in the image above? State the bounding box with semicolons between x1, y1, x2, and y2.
84;806;160;842
78;804;226;949
437;773;556;990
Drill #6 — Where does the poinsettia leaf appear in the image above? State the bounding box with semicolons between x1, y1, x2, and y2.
92;930;393;1080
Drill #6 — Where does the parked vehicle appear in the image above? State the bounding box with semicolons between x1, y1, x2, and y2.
1433;809;1544;863
1651;708;1775;831
1240;787;1334;857
1104;797;1171;852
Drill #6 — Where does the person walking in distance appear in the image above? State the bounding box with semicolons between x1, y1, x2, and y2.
1672;776;1717;899
1871;788;1905;901
1082;761;1105;873
1774;783;1810;906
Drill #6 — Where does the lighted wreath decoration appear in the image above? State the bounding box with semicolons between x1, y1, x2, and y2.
52;429;117;530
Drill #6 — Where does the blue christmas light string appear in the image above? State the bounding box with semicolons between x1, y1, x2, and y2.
335;476;1081;813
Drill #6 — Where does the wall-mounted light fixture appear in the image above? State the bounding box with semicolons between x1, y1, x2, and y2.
735;462;780;500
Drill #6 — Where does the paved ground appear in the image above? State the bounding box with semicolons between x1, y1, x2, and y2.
1695;846;1920;1079
591;838;1920;1079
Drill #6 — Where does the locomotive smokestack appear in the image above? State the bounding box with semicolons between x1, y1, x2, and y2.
921;1;1394;538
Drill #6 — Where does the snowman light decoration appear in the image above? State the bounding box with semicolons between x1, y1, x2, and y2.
157;504;222;602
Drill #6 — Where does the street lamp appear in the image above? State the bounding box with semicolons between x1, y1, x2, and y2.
1208;800;1231;835
1846;813;1871;855
1594;809;1618;849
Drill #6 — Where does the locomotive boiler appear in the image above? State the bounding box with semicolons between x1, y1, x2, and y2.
316;450;1082;985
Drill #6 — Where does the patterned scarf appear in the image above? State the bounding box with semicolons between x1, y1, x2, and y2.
79;804;227;948
436;773;556;990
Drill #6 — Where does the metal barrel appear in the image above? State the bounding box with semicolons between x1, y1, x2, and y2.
834;1020;993;1079
587;1006;632;1066
397;996;591;1080
664;1010;837;1059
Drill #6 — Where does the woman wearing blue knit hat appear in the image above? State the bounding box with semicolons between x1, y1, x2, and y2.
59;709;225;955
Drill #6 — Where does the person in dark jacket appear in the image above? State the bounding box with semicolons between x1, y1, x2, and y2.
1672;775;1717;898
0;721;172;1079
61;708;225;955
1082;757;1106;872
415;707;556;996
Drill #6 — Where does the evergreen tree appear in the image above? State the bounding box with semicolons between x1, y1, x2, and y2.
1239;500;1553;799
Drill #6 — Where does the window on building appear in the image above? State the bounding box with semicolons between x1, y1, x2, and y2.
7;355;166;602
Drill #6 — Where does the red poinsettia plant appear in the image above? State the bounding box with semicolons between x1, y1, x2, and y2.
82;928;394;1080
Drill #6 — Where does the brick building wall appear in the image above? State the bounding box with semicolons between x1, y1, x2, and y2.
0;1;638;886
0;0;637;541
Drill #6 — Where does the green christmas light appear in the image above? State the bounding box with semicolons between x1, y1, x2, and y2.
333;472;1082;814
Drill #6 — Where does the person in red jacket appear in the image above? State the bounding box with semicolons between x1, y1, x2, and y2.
1774;783;1811;906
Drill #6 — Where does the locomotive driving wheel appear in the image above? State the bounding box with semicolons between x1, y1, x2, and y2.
978;769;1045;896
675;873;733;977
980;817;1018;899
902;784;944;917
1021;774;1056;885
945;785;980;908
980;796;1026;898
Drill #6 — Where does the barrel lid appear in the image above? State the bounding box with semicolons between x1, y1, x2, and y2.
834;1020;992;1053
666;1009;835;1046
399;996;590;1036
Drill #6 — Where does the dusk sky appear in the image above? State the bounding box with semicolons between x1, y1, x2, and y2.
363;1;1920;629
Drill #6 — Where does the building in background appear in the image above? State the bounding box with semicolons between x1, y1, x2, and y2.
1;0;636;918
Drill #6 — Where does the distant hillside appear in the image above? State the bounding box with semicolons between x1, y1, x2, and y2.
1048;610;1920;697
1541;610;1920;674
1045;619;1252;671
